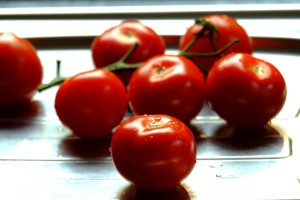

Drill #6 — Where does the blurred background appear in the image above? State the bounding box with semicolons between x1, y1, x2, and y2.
0;0;299;7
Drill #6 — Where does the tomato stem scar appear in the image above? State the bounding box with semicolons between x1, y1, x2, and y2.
156;67;167;75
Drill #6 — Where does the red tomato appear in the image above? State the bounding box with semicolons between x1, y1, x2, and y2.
206;53;287;129
179;15;253;71
128;55;206;123
55;69;127;138
0;33;43;108
111;114;197;191
91;20;165;85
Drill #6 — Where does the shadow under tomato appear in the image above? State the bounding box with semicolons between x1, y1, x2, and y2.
0;100;42;120
0;101;43;132
210;124;284;150
118;184;190;200
194;123;288;159
58;133;113;159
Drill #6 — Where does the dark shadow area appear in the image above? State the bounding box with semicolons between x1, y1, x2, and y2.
0;101;46;136
211;124;286;150
119;184;190;200
195;124;290;159
213;123;282;138
58;133;113;159
0;100;42;120
0;120;34;130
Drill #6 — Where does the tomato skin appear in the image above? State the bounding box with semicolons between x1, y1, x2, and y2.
0;33;43;108
91;20;165;85
54;69;127;138
206;53;287;129
91;20;165;67
111;114;196;191
179;15;253;71
128;55;206;123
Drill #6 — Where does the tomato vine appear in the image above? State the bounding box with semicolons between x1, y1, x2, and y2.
38;17;243;92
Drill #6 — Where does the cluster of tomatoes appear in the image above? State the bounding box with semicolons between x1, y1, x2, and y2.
0;14;287;192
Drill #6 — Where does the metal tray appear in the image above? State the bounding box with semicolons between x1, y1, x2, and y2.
1;6;300;199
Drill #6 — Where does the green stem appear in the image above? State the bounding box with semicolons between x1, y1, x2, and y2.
104;42;142;71
104;62;142;71
56;60;61;77
191;58;209;75
181;39;240;58
179;19;213;54
38;60;68;92
179;17;240;74
120;42;139;63
38;43;142;92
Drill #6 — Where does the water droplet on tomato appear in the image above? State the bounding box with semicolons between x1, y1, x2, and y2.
166;121;175;125
154;116;161;122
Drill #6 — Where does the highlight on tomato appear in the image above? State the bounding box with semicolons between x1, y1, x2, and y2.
179;14;253;72
111;114;197;191
206;53;287;129
0;33;43;108
91;20;165;86
54;69;128;138
128;54;206;123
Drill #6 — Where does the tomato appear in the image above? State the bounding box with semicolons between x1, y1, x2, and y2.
206;53;287;129
179;14;253;71
91;20;165;85
111;114;197;191
128;55;206;123
55;69;127;138
0;33;43;108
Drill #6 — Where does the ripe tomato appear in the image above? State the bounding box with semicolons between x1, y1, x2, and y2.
55;69;127;138
128;55;206;123
0;33;43;108
111;114;197;191
91;20;165;85
206;53;287;129
179;15;253;71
